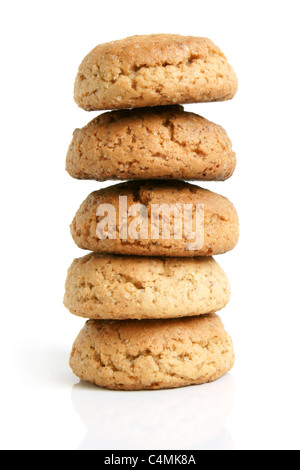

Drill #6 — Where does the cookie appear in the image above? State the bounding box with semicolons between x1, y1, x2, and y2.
64;253;231;320
74;34;238;111
70;180;239;257
66;105;236;182
69;314;235;390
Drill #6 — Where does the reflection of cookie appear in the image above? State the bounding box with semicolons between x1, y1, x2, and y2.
66;106;236;182
74;35;238;111
72;374;236;449
64;253;231;320
70;315;235;391
71;180;239;257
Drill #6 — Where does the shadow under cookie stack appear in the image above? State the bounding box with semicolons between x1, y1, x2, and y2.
64;35;239;391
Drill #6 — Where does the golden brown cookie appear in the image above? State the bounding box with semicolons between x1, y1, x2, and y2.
66;106;236;182
64;253;231;320
74;35;238;111
70;315;234;390
70;181;239;257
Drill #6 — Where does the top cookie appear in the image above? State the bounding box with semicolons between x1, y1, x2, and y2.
74;34;238;111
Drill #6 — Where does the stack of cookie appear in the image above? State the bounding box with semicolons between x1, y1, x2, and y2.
64;35;239;391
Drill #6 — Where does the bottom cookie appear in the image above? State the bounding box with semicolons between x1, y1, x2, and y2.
70;315;234;391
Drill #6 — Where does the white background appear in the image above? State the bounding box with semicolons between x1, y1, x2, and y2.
1;0;299;450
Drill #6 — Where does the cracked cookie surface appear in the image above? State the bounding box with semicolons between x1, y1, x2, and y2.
66;105;236;182
71;180;239;257
74;34;238;111
69;314;235;390
64;253;231;320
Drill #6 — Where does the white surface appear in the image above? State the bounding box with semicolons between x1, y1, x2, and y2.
1;0;300;450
